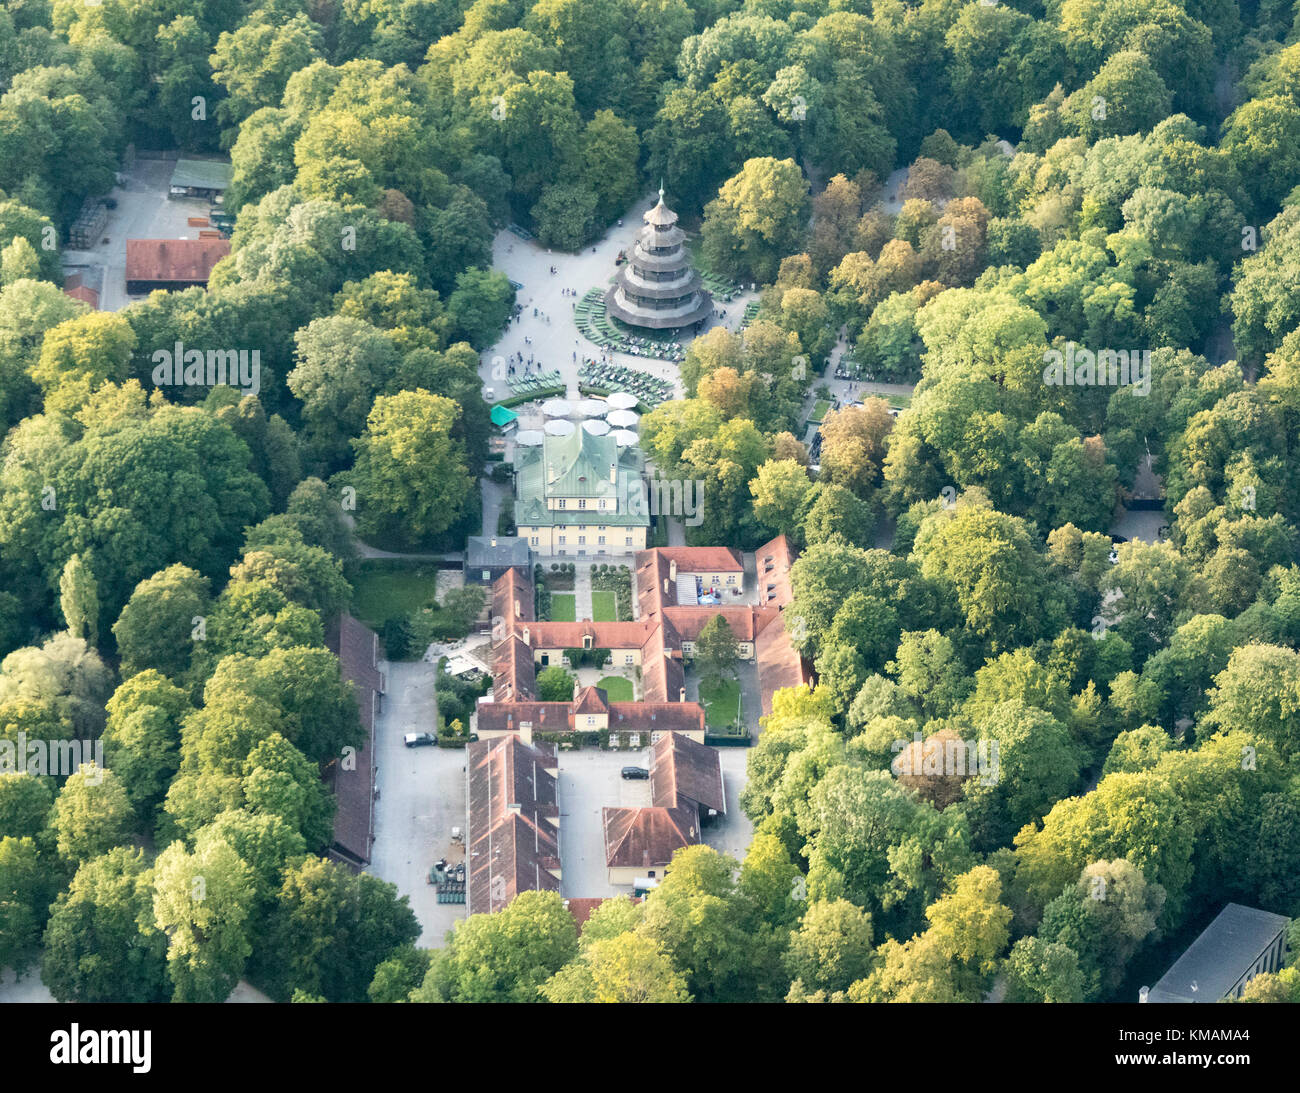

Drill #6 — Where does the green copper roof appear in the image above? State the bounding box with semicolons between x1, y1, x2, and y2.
514;430;649;529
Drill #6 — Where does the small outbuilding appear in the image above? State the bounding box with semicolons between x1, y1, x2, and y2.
465;536;531;585
169;158;234;200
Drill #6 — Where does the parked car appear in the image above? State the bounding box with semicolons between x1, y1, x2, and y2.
621;766;650;780
404;732;436;747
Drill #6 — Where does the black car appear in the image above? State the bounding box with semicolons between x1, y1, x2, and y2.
404;732;436;748
621;766;650;780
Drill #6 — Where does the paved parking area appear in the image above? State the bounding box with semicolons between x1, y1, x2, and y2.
367;659;468;947
556;744;755;896
703;748;754;863
558;748;653;898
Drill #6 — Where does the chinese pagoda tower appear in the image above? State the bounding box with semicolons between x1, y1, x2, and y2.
605;186;713;330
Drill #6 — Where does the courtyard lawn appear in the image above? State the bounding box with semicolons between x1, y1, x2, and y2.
810;399;831;422
550;593;577;621
351;562;441;628
596;676;634;702
591;590;618;621
698;676;741;729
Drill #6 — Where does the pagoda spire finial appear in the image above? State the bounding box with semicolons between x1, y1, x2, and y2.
658;179;664;203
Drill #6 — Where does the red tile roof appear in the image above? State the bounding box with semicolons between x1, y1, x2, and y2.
125;238;230;284
523;618;661;650
651;731;726;815
609;701;705;734
653;547;745;572
476;700;570;735
492;634;535;703
478;697;705;736
467;737;560;913
492;566;534;630
573;685;610;714
635;549;676;618
603;804;699;869
641;615;685;704
64;284;99;308
755;613;812;717
326;614;384;865
663;604;782;644
756;533;797;606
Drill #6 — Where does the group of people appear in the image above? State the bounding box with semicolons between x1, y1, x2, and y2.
505;350;540;375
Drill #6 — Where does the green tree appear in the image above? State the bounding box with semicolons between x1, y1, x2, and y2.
750;458;811;542
52;765;133;864
0;835;49;973
416;890;579;1003
542;933;690;1002
102;671;191;820
1037;859;1165;1001
152;835;255;1003
41;847;168;1002
30;311;135;413
694;615;740;684
288;316;399;471
0;773;53;840
1003;936;1086;1003
536;665;576;703
784;898;876;997
349;390;474;549
701;157;810;284
58;554;98;644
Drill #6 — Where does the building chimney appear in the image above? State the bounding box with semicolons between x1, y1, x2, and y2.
522;626;530;644
669;560;677;581
679;687;686;702
490;538;497;548
610;460;617;485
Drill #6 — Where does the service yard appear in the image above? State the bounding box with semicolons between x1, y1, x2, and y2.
367;659;468;948
556;744;754;898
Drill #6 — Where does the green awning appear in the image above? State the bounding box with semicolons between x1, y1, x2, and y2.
490;404;519;427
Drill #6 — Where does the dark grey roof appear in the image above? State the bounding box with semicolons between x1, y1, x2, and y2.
1148;904;1289;1002
466;536;531;569
170;158;233;191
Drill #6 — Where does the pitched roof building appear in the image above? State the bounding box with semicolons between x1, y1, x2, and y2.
602;804;700;882
125;238;230;293
479;537;812;741
651;731;726;816
514;427;649;556
465;535;530;585
1144;904;1290;1003
326;614;386;870
466;736;561;914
